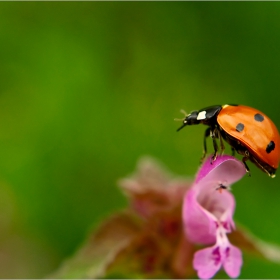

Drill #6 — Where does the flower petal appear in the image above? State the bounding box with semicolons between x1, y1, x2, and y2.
197;184;236;229
183;188;217;244
195;155;247;185
223;244;243;278
193;245;222;279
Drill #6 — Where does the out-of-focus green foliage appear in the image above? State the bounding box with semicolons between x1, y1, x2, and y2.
0;2;280;277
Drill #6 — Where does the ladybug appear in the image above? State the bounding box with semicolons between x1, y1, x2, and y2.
176;104;280;178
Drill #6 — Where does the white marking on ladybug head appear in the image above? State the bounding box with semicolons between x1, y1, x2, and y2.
197;110;206;120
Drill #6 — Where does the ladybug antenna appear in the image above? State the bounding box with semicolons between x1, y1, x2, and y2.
180;109;188;116
176;122;187;131
175;109;188;131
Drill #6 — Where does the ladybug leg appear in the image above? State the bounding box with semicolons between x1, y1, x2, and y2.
231;147;235;156
202;127;219;164
242;156;251;177
210;128;219;163
201;127;211;162
217;129;225;155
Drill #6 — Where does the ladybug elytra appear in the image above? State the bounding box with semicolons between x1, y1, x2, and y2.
177;104;280;178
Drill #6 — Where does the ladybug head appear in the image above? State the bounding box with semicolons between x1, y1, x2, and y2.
176;110;200;131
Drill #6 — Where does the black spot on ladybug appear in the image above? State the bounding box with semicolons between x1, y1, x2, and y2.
254;113;264;122
266;141;275;154
236;123;244;132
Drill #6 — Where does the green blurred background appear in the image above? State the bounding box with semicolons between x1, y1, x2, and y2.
1;2;280;278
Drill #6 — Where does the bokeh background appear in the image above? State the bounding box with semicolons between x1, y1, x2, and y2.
1;2;280;278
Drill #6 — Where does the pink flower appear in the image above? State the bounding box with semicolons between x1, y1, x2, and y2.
183;155;246;279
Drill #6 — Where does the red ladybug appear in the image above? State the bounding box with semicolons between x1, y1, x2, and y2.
177;104;280;178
